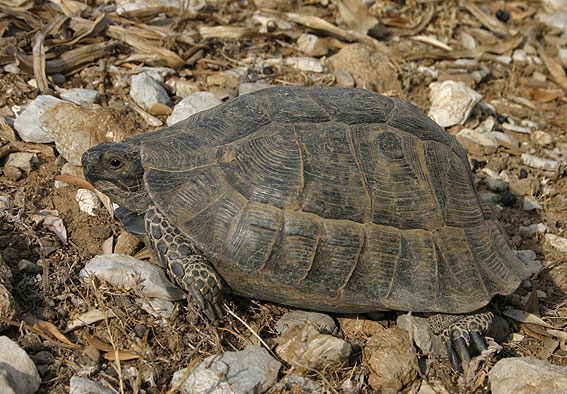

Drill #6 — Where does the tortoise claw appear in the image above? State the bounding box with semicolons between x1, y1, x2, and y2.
454;337;471;364
188;283;224;321
471;330;487;353
443;338;462;372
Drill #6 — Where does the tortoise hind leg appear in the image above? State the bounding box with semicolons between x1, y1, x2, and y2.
145;207;225;321
428;311;494;371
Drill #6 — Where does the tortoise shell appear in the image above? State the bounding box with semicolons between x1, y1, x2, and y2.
128;86;528;314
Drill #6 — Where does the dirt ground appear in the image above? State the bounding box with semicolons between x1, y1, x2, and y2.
1;0;567;393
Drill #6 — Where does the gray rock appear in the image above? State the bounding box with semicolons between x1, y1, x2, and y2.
239;81;272;96
0;369;16;394
50;73;65;85
172;345;281;394
479;191;501;204
523;197;542;211
275;310;338;335
428;81;482;128
166;92;221;126
0;196;13;210
282;375;322;392
521;153;559;171
69;376;118;394
485;177;508;192
456;128;498;147
397;314;445;355
129;72;171;111
0;337;41;394
13;95;65;143
335;71;355;88
80;254;185;301
519;223;548;237
5;152;38;172
515;249;537;264
60;89;98;106
489;357;567;394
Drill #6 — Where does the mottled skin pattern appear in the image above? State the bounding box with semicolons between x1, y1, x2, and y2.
82;86;530;370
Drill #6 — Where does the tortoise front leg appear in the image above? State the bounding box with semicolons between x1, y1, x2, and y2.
428;311;493;371
145;207;225;321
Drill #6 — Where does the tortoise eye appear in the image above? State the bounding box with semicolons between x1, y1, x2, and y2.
108;158;123;170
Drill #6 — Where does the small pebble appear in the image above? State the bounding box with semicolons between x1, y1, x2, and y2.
519;168;528;178
521;153;559;171
501;191;516;206
496;10;510;22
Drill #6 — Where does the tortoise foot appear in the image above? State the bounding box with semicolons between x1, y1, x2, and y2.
145;207;226;321
429;311;493;371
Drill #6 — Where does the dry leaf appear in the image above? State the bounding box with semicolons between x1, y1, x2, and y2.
503;309;555;328
64;309;116;333
463;2;510;37
523;323;549;340
410;35;452;51
55;175;94;191
547;329;567;341
524;287;540;315
338;0;378;34
84;333;114;352
538;46;567;91
102;236;114;254
525;88;562;102
22;314;78;347
103;350;141;361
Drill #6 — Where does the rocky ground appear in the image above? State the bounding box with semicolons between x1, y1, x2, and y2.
1;0;567;393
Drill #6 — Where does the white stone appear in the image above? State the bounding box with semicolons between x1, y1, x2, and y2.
494;55;512;65
130;72;171;111
460;31;476;50
559;48;567;67
523;197;542;211
297;33;322;54
285;57;326;73
476;117;495;133
531;130;552;146
60;89;98;106
428;81;482;127
166;92;221;126
0;336;40;394
513;49;528;65
44;216;67;243
69;376;117;394
533;71;547;82
543;0;567;12
76;189;101;216
172;345;281;394
456;128;497;147
80;254;185;301
502;122;532;134
491;132;520;148
5;152;37;171
545;233;567;253
13;95;65;143
489;357;567;394
536;11;567;31
275;310;337;335
521;153;559;171
4;63;20;74
0;369;16;394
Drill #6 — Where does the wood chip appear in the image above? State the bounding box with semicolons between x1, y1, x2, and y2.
462;1;510;37
538;45;567;91
410;35;452;51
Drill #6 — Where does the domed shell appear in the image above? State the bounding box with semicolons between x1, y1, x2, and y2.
129;87;529;314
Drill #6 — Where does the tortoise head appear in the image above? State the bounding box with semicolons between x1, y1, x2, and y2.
82;142;152;214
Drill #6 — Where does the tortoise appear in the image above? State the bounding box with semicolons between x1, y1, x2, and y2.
82;86;529;369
